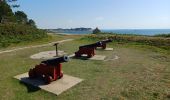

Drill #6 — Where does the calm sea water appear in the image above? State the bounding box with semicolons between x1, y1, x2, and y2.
102;29;170;35
54;29;170;36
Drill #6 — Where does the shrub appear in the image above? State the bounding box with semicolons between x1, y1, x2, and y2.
83;34;170;50
154;34;170;38
0;23;47;48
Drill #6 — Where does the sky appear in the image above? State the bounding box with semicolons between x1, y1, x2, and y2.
11;0;170;29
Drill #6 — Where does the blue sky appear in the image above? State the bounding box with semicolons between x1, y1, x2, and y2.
12;0;170;29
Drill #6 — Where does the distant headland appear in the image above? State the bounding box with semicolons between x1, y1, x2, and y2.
45;28;93;33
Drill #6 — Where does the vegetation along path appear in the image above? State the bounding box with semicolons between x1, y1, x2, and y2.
0;39;74;54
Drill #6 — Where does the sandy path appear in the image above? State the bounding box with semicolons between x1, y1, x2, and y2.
0;39;74;54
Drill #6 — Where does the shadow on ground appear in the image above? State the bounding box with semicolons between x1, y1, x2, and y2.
20;81;41;93
70;56;90;60
19;77;46;93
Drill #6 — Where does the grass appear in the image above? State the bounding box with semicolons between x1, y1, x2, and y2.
84;34;170;50
0;34;170;100
154;34;170;38
0;34;82;51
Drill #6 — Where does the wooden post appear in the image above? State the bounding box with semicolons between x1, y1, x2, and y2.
54;43;59;57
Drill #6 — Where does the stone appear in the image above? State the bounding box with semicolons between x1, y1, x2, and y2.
30;50;67;59
104;55;119;61
89;55;106;60
69;54;106;61
104;48;113;51
14;72;83;95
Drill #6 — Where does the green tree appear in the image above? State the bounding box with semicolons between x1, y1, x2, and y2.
0;0;17;2
27;19;36;27
0;0;19;7
15;11;28;24
0;1;15;23
93;27;101;34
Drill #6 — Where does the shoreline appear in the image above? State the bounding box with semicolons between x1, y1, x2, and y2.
47;32;89;36
47;29;170;36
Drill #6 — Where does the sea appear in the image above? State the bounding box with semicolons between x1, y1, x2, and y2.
54;29;170;36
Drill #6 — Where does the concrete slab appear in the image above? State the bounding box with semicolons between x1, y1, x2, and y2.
68;54;75;58
30;50;67;59
89;55;106;60
69;54;106;61
14;73;83;95
104;48;113;51
104;55;119;61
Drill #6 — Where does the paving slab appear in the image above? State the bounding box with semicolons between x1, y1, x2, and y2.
89;55;106;60
68;54;75;58
104;55;119;61
30;50;67;59
14;72;83;95
69;54;106;61
104;48;113;51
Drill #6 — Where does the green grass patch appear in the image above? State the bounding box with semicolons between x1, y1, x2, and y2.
82;34;170;50
0;35;170;99
154;34;170;38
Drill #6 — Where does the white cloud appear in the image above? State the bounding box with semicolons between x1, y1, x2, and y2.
95;17;104;21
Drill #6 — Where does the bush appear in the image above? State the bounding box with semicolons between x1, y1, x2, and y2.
0;23;47;48
154;34;170;38
83;34;170;50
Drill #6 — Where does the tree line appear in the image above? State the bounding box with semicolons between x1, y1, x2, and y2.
0;0;47;48
0;0;36;27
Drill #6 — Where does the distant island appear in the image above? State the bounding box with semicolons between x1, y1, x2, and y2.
45;28;93;33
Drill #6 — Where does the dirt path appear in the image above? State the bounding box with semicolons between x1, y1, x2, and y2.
0;39;74;54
